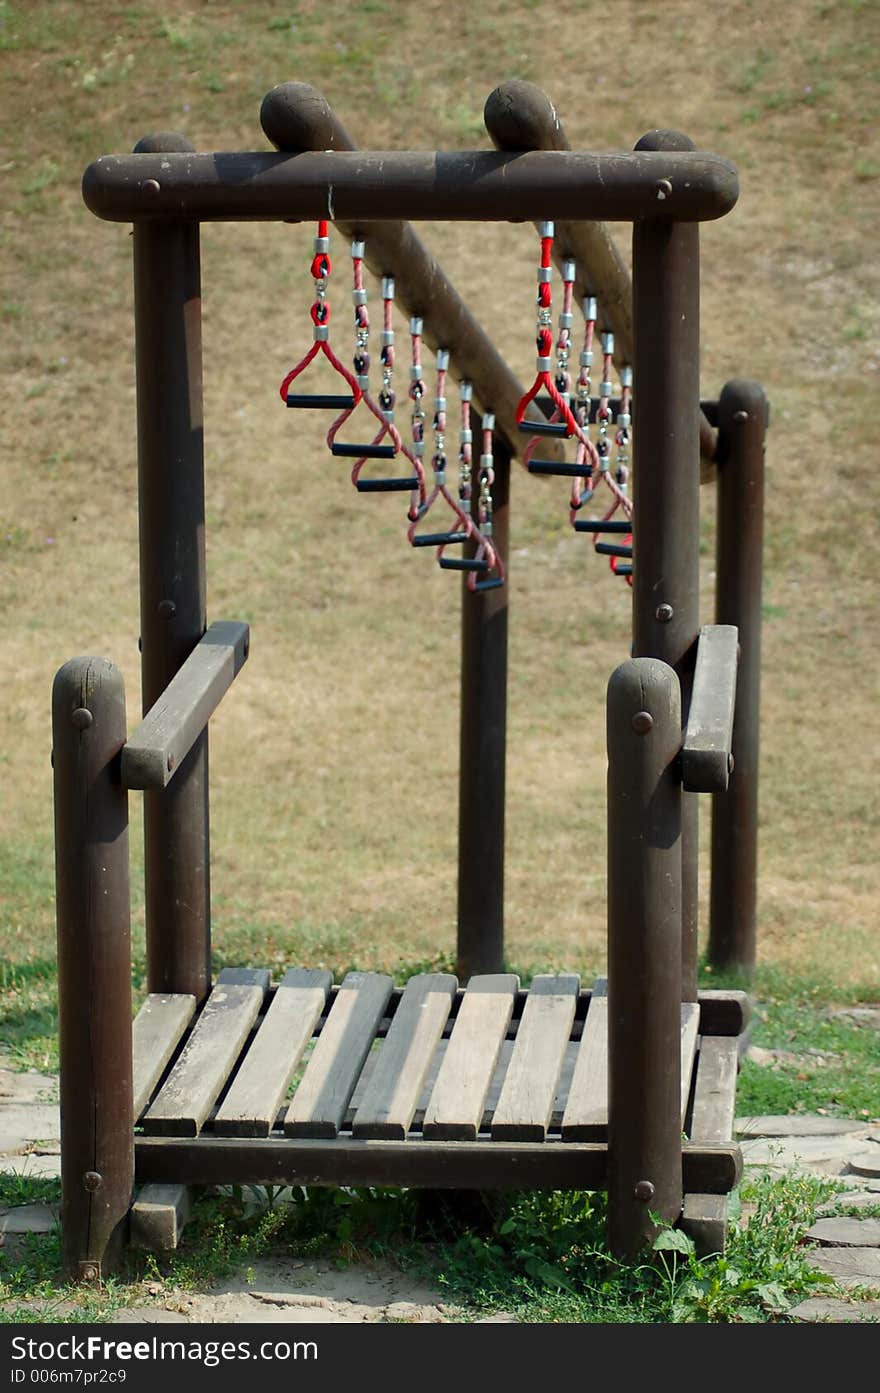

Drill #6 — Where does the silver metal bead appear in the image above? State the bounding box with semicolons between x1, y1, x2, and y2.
352;288;368;305
584;296;598;320
480;453;494;469
410;365;423;381
600;381;613;397
620;366;633;387
536;356;552;371
539;220;554;237
562;260;576;281
580;350;594;367
436;349;450;371
357;374;370;390
459;381;473;402
617;413;631;428
482;413;495;431
559;312;573;329
537;266;553;283
314;236;330;253
381;276;395;299
435;469;446;485
602;331;615;355
313;325;329;342
460;430;473;444
350;240;365;258
410;316;423;335
411;440;425;457
434;397;447;412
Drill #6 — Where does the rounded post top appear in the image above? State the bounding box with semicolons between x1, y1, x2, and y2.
483;79;569;152
133;133;195;154
634;129;696;152
260;81;355;153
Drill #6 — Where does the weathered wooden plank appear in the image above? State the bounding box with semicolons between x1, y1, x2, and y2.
492;975;580;1141
420;975;518;1140
132;993;197;1120
121;620;250;790
136;1136;742;1195
130;1183;192;1250
141;969;269;1137
562;995;700;1140
682;624;738;793
284;972;393;1138
213;969;332;1137
680;1002;701;1127
690;1035;740;1145
352;974;457;1140
561;979;608;1140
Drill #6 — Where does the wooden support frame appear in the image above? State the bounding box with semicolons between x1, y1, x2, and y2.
682;625;739;793
54;81;759;1279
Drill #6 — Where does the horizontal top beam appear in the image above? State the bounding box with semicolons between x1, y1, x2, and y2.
83;149;739;225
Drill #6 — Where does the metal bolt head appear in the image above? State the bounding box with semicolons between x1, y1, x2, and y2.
82;1170;102;1192
655;603;674;623
78;1261;100;1283
728;753;735;775
157;599;176;620
634;1180;655;1202
142;178;161;196
733;409;749;423
71;707;93;731
632;710;654;735
656;178;673;199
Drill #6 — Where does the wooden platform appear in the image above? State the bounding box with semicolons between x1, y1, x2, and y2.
131;968;747;1205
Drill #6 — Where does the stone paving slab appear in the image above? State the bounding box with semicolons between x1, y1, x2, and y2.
735;1115;873;1137
818;1190;880;1213
0;1202;59;1235
738;1134;874;1171
807;1246;880;1289
806;1217;880;1247
847;1151;880;1179
788;1297;880;1323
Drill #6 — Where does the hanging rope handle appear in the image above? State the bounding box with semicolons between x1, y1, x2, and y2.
408;351;476;547
464;412;505;592
515;223;598;470
279;221;363;408
327;252;405;466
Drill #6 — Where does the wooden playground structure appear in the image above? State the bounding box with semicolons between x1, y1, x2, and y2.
53;80;768;1281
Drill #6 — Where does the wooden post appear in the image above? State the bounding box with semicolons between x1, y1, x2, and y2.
53;657;133;1280
709;380;768;975
606;658;683;1260
456;440;510;978
132;132;211;1002
631;133;702;1003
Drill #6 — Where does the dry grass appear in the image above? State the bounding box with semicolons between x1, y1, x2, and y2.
0;0;878;990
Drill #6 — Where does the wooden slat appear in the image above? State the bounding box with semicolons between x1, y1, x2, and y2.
562;993;700;1140
682;624;738;793
689;1035;739;1144
680;1002;701;1127
353;974;457;1140
121;620;250;790
561;978;607;1140
132;993;197;1120
213;969;332;1137
141;968;269;1137
284;971;393;1139
492;975;579;1141
422;974;519;1140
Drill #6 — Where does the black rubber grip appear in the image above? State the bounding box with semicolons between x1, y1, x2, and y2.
331;442;397;459
438;556;489;572
411;531;469;547
527;461;593;478
286;393;355;409
595;541;633;558
354;476;419;493
574;519;632;534
517;420;571;437
473;577;505;592
614;564;633;576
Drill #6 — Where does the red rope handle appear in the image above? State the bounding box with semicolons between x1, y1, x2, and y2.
278;220;363;406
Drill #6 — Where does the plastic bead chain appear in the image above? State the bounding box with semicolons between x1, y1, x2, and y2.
279;221;362;409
